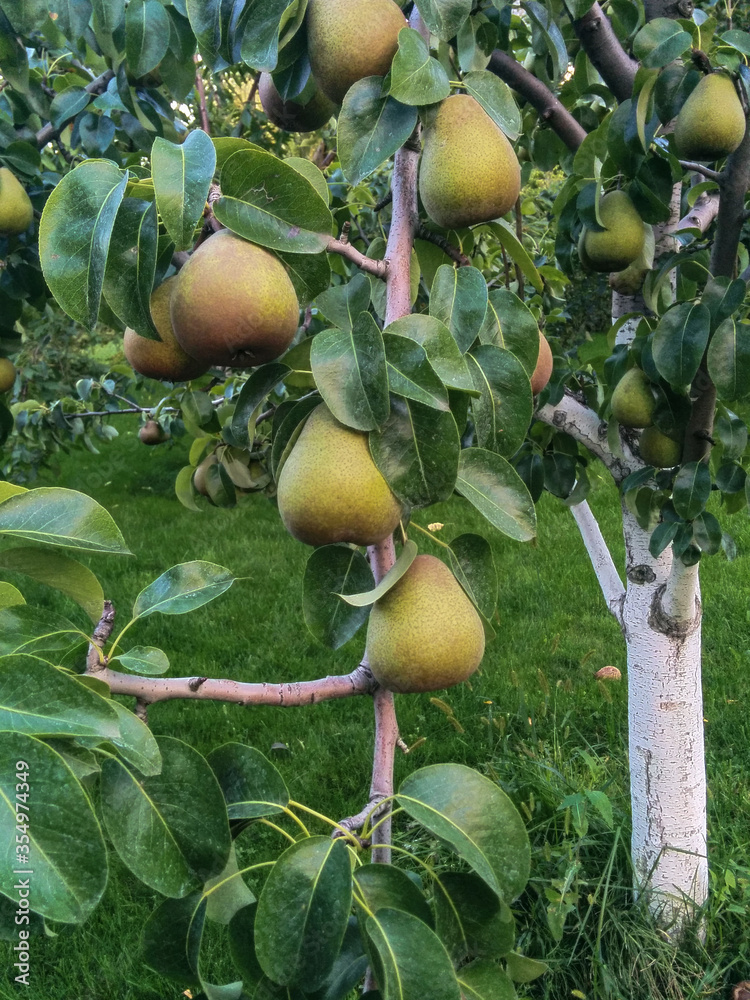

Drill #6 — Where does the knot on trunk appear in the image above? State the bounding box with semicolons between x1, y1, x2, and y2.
627;563;657;585
648;583;702;639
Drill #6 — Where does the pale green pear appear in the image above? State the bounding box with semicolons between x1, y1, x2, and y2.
580;191;645;273
611;368;656;429
674;73;746;161
0;168;33;236
639;426;682;468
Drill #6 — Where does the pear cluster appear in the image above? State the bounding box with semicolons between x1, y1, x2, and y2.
611;368;681;468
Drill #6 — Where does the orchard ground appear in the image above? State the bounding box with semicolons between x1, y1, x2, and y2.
1;419;748;1000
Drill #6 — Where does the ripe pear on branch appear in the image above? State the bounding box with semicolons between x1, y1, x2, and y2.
124;277;209;382
531;334;553;395
673;73;746;162
0;167;33;236
611;368;657;429
276;403;403;547
639;426;682;468
138;420;168;445
579;190;645;274
259;73;338;132
366;554;485;694
0;357;16;393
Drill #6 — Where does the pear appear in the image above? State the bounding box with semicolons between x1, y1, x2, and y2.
674;73;746;161
0;357;16;393
611;368;656;428
531;334;553;395
170;230;299;368
306;0;407;105
419;95;521;230
276;403;403;547
138;420;167;445
580;191;645;273
365;554;485;694
0;168;33;236
639;426;682;468
124;277;210;381
193;453;219;496
259;73;338;132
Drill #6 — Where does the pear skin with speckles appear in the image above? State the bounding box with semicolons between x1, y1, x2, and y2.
0;168;33;236
611;367;656;429
124;277;210;381
366;554;485;693
580;190;645;273
306;0;407;105
276;403;403;547
419;94;521;230
674;73;746;161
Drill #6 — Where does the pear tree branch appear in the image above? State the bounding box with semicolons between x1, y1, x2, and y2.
677;191;720;233
566;2;638;101
570;500;625;624
678;161;723;182
36;69;115;149
416;223;471;267
327;221;389;278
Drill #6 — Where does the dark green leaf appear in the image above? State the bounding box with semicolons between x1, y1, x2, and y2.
230;362;290;446
633;18;692;68
152;130;216;251
468;346;532;457
143;891;204;985
702;275;746;331
277;248;332;306
447;533;497;618
461;71;521;141
485;221;543;292
715;411;747;459
0;486;130;553
366;908;461;1000
50;87;92;129
692;511;721;554
306;918;369;1000
50;0;93;39
388;27;450;106
505;952;548;983
0;606;85;662
102;198;158;339
126;0;170;77
708;318;750;401
337;77;418;186
133;560;236;618
303;544;374;647
354;864;433;926
385;314;474;393
316;274;371;331
430;264;488;353
672;461;711;520
434;873;515;965
652;302;711;387
207;743;289;819
185;0;222;66
456;448;536;541
478;288;540;378
0;546;103;622
337;539;417;607
0;8;29;91
383;333;449;410
458;959;516;1000
238;0;290;72
649;520;679;558
108;699;162;776
414;0;472;41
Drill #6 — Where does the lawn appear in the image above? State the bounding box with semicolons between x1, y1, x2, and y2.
1;420;749;1000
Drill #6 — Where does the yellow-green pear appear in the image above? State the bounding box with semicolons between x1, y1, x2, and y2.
124;277;210;381
138;420;168;445
194;453;219;496
170;230;299;369
611;368;656;428
0;357;16;392
580;191;645;273
674;73;746;161
365;554;485;694
306;0;407;105
419;94;521;230
259;73;338;132
0;168;33;236
276;403;403;547
639;426;682;468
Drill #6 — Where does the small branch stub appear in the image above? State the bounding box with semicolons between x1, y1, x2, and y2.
327;222;389;279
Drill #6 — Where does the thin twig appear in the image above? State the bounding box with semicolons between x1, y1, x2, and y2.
194;55;210;135
416;223;471;267
678;160;723;182
327;222;389;278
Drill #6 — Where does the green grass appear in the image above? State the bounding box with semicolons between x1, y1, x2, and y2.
1;422;750;999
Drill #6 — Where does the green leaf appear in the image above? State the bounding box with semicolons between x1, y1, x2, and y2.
434;873;515;965
478;288;540;378
430;265;488;354
0;7;29;91
337;539;417;607
92;0;124;34
285;156;330;205
692;510;722;554
152;130;216;252
388;27;450;106
398;764;531;901
50;0;93;40
708;318;750;401
633;18;692;68
385;314;474;393
721;28;750;55
306;918;368;1000
215;148;332;253
204;843;255;926
0;653;120;738
212;136;263;170
310;313;390;431
354;864;433;926
523;0;567;80
230;362;290;446
461;70;521;141
107;699;162;776
302;544;374;648
0;487;130;554
49;86;92;130
505;952;548;983
456;448;536;541
111;645;169;675
238;0;291;72
133;560;236;618
0;732;107;923
414;0;472;41
143;891;204;985
337;76;418;186
485;221;543;293
185;0;222;66
102;198;159;339
0;547;104;622
468;346;533;457
370;399;460;507
383;333;450;410
278;247;332;306
672;461;711;520
39;159;128;329
255;837;352;991
0;605;85;661
366;908;461;1000
100;736;231;897
126;0;170;77
702;276;747;332
447;533;497;619
207;743;289;819
316;274;371;331
0;582;24;608
459;959;516;1000
652;302;711;388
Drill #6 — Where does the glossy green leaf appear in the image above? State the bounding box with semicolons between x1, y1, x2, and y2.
692;510;722;554
0;581;24;608
434;873;515;965
485;221;542;293
100;736;231;897
367;908;461;1000
672;461;711;520
447;533;497;619
207;743;290;819
107;699;162;776
39;159;128;329
523;0;567;80
652;302;711;388
338;539;417;607
505;952;548;983
143;891;205;985
102;198;159;339
92;0;124;34
383;333;449;410
0;487;130;553
185;0;222;66
388;28;450;106
286;156;330;204
633;17;692;68
204;843;255;926
112;645;169;675
152;130;216;251
238;0;290;71
255;837;352;991
721;28;750;54
0;605;85;661
708;318;750;401
456;448;535;541
461;71;521;141
0;732;107;924
310;313;390;431
702;275;746;332
430;265;488;354
370;399;460;507
133;560;235;618
354;864;433;926
0;7;29;91
385;314;474;393
212;136;263;169
414;0;472;41
316;273;371;332
0;547;104;623
270;396;322;480
126;0;170;77
715;411;747;460
215;148;332;253
0;653;120;738
230;362;290;446
307;917;369;1000
479;289;540;378
49;87;92;129
337;77;418;186
49;0;93;39
398;764;530;901
278;247;332;306
468;346;533;457
302;544;374;648
458;960;516;1000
